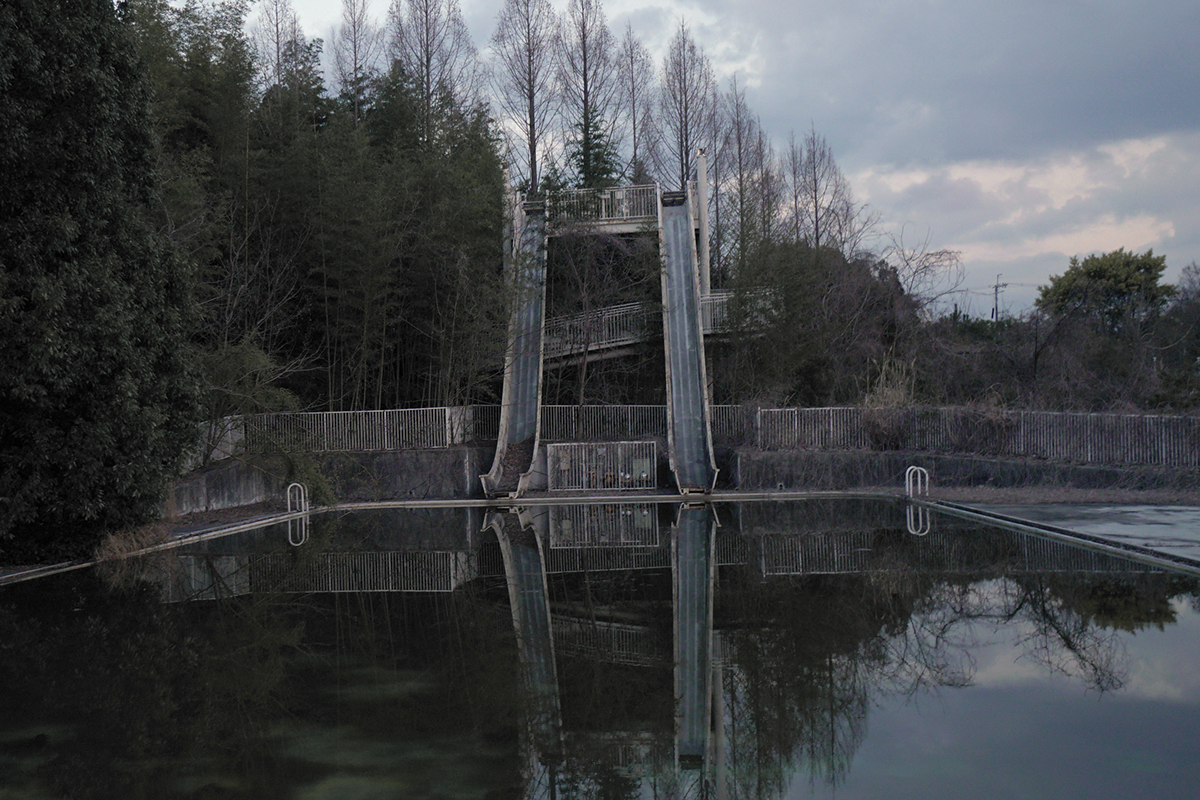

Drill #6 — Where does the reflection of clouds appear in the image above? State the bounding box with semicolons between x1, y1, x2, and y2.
1123;598;1200;703
968;635;1048;689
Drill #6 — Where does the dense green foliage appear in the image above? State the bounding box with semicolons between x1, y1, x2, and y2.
1036;248;1175;332
0;0;199;553
124;2;508;416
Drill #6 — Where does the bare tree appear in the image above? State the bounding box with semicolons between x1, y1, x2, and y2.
657;20;716;190
783;129;805;244
332;0;382;127
885;226;963;314
721;77;757;272
253;0;299;92
752;125;783;245
388;0;483;144
491;0;560;193
793;125;849;260
557;0;618;187
614;22;656;180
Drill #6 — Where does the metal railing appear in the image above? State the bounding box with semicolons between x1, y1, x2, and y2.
544;302;651;358
213;404;1198;468
544;291;733;359
540;405;667;442
757;406;1200;467
548;184;658;224
546;443;657;491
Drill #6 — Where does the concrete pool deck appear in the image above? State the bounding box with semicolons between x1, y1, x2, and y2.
964;503;1200;564
5;490;1200;586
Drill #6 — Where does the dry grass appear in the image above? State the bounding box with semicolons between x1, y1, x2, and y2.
92;522;175;589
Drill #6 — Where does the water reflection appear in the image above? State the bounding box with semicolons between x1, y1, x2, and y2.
1;499;1197;799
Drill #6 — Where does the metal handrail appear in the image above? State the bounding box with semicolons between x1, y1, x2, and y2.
548;184;659;223
286;482;309;546
905;466;930;497
544;292;734;358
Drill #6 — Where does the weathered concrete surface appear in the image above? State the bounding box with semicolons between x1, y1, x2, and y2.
169;456;289;516
966;504;1200;563
317;447;492;502
170;447;493;516
732;449;1200;493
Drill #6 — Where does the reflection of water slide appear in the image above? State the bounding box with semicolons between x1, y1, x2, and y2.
487;509;563;798
674;505;716;775
660;193;718;494
482;199;549;498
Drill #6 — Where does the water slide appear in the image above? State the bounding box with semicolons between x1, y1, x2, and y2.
481;199;548;497
659;192;719;493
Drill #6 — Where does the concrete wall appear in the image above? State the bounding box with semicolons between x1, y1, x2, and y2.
169;456;289;516
169;447;494;517
316;447;492;502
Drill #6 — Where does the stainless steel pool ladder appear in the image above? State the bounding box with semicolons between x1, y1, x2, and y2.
905;466;931;536
287;482;309;546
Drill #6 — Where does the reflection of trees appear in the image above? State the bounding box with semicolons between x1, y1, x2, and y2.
714;567;1198;798
0;547;527;799
719;575;908;797
1007;574;1198;692
0;571;306;798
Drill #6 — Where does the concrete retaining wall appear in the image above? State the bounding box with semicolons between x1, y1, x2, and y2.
315;448;492;502
169;448;494;517
169;456;289;516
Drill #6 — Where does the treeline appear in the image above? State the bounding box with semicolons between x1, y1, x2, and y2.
135;0;1197;415
123;0;508;419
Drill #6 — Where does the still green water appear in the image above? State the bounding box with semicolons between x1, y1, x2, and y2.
1;499;1197;799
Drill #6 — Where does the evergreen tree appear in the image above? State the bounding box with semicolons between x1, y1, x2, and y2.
0;0;198;556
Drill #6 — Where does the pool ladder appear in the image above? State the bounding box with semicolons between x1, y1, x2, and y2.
287;482;309;546
905;466;931;536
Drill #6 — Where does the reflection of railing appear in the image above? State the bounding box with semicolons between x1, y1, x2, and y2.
547;502;658;544
548;184;658;224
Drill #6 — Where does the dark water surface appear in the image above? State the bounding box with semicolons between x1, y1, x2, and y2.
1;499;1197;799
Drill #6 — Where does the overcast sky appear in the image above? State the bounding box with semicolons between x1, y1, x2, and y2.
285;0;1200;315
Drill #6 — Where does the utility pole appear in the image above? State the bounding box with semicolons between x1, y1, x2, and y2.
992;274;1008;320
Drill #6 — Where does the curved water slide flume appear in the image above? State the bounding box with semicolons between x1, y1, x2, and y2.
481;198;550;498
659;191;719;494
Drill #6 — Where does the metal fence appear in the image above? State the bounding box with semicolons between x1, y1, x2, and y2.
244;408;455;451
546;442;657;491
548;184;659;224
540;405;668;442
757;406;1200;467
224;404;1198;468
